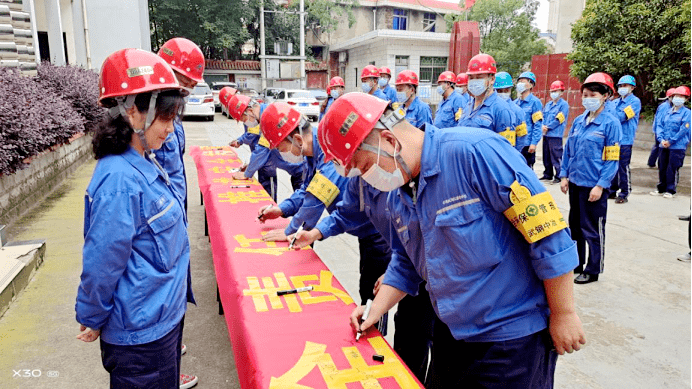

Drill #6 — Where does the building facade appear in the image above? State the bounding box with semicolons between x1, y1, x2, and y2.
546;0;586;54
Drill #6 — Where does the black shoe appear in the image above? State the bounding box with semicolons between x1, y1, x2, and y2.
679;215;691;221
539;176;553;181
574;273;599;284
552;178;561;184
573;267;583;274
615;197;628;204
607;192;617;199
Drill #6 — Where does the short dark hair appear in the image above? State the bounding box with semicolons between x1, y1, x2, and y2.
92;90;184;159
581;82;610;96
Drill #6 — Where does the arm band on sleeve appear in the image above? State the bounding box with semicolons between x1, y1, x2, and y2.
624;106;635;120
503;181;568;243
532;111;544;123
556;112;565;124
455;108;463;121
515;122;528;137
306;171;340;207
602;145;620;161
498;128;516;146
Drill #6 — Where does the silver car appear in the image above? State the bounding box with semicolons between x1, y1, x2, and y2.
183;83;215;121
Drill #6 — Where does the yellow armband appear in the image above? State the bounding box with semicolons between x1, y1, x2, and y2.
602;144;620;161
258;135;271;148
306;172;340;207
454;108;463;121
624;105;635;120
248;125;261;135
503;181;568;243
498;128;516;146
556;112;565;124
532;111;543;123
515;122;528;137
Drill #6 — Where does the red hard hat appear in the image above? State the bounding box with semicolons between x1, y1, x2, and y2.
582;72;615;94
219;87;237;108
361;65;380;79
99;48;181;107
260;102;303;149
157;38;205;83
455;73;468;86
666;88;676;98
228;94;252;121
674;86;691;97
319;92;389;166
550;80;565;91
466;53;497;75
379;66;392;76
437;71;456;84
395;70;419;86
329;76;345;88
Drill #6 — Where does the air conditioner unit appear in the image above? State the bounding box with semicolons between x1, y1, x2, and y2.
338;51;348;63
274;41;293;56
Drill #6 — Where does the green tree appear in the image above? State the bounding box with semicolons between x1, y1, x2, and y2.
445;0;547;77
568;0;691;112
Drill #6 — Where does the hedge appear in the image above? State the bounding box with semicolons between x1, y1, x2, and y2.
0;63;106;175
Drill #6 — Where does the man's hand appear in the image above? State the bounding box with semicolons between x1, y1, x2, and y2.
588;185;603;202
662;140;671;148
287;229;321;249
350;304;379;337
528;145;537;153
240;164;248;172
373;274;385;296
76;325;100;343
262;228;288;242
549;311;586;355
560;178;569;194
232;172;248;181
229;140;240;148
258;205;282;223
542;125;548;135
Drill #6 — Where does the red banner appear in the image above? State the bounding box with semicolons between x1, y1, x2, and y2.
190;146;423;389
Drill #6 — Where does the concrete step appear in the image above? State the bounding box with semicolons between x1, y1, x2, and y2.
0;239;46;318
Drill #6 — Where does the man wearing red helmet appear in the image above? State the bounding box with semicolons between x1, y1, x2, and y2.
454;72;470;108
434;71;466;129
539;80;570;184
648;88;676;168
394;70;433;129
378;66;397;102
360;65;388;100
319;92;585;386
319;76;345;121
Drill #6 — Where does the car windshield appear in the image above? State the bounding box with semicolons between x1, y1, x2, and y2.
309;90;327;98
288;91;312;99
193;85;212;95
211;83;234;91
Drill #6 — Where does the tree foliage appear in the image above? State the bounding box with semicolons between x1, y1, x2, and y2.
568;0;691;112
445;0;547;77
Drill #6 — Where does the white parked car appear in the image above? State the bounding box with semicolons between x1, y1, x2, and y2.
211;81;238;111
183;83;215;121
279;89;321;121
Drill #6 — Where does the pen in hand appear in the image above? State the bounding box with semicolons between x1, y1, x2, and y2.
356;299;373;341
288;221;306;250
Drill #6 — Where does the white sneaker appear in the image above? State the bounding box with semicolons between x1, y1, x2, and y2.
181;343;187;355
649;191;663;196
180;374;198;389
677;252;691;262
663;192;675;198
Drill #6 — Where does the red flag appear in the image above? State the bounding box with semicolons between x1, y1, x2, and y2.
465;0;476;9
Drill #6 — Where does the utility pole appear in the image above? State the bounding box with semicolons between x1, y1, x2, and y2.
299;0;305;89
260;1;267;91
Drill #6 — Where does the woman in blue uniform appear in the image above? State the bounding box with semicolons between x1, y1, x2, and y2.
652;85;691;198
75;49;193;388
560;72;622;284
394;69;433;129
433;70;465;129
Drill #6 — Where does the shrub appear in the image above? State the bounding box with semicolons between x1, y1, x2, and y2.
0;67;85;175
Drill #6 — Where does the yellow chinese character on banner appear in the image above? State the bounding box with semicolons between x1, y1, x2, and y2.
206;157;243;164
217;191;272;204
232;233;310;256
269;337;419;388
202;149;236;156
242;270;353;313
212;177;260;186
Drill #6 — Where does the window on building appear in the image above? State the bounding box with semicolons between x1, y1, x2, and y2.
423;13;436;32
419;56;448;84
395;56;409;78
393;9;408;30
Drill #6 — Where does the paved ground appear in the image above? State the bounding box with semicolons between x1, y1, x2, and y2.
0;111;689;388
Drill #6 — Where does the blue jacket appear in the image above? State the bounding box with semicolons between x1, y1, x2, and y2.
458;91;514;144
614;93;641;145
507;99;527;151
316;177;392;244
76;147;193;345
656;105;691;150
153;118;187;212
434;91;465;129
542;98;570;138
383;125;578;342
372;88;388;101
278;127;379;238
403;96;433;129
455;89;470;111
605;99;617;116
652;100;672;135
514;93;543;146
319;97;334;121
382;84;397;103
560;110;622;188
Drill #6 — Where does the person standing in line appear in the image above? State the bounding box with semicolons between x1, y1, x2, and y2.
394;70;433;129
361;65;388;100
493;71;522;148
454;72;470;110
540;80;570;184
434;71;466;129
609;75;641;204
319;76;345;121
648;88;675;168
379;66;398;102
560;72;622;285
514;71;544;169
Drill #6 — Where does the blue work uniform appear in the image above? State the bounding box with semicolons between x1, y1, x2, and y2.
541;98;569;179
153;117;187;216
656;105;691;194
610;93;641;199
605;99;617;115
403;96;433;129
319;97;334;121
458;91;514;146
455;89;470;112
76;146;194;346
382;125;576;385
507;99;527;151
372;88;388;101
514;93;543;168
382;84;397;103
434;91;465;129
648;100;671;167
560;110;621;276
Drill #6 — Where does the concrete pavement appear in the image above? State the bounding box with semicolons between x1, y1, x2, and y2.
0;111;689;388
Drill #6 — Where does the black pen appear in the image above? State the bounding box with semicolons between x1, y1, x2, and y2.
288;221;306;250
276;286;313;296
229;185;251;188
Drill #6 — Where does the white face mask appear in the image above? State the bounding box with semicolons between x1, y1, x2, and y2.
467;78;487;97
378;77;389;87
330;89;340;100
361;81;373;93
396;91;409;103
618;87;631;97
280;136;304;163
497;92;511;101
333;163;362;178
244;110;259;128
672;96;686;107
515;82;528;95
550;91;561;100
582;97;602;112
457;86;467;94
360;136;405;192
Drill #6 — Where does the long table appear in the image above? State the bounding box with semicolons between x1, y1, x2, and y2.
190;146;423;389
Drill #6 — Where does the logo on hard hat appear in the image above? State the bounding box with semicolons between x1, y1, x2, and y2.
277;116;288;129
340;112;359;136
126;66;154;78
235;101;242;110
162;47;175;57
